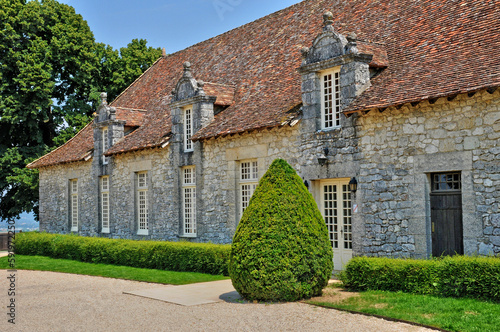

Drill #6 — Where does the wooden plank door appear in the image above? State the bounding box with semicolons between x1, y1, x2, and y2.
431;173;463;256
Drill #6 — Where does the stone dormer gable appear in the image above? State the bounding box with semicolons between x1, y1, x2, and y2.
171;62;206;103
171;62;234;152
302;12;349;65
93;93;126;167
95;92;117;122
299;11;380;131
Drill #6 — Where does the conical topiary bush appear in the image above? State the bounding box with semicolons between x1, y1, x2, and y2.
229;159;333;301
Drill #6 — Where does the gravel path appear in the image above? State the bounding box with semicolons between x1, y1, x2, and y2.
2;270;435;332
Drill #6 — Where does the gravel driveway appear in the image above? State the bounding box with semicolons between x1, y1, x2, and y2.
2;270;435;332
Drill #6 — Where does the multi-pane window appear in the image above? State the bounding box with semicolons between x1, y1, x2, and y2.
182;166;196;236
240;160;258;215
136;172;148;235
102;127;109;164
101;176;110;233
70;179;78;232
342;184;353;250
323;184;338;248
321;70;341;129
432;172;461;192
323;183;352;249
184;107;193;152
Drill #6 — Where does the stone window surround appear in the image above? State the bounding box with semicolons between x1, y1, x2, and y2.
102;127;109;165
136;171;149;236
183;106;193;152
225;144;268;225
69;178;78;232
320;68;341;130
410;151;477;258
100;176;110;233
239;159;259;218
171;95;217;154
181;166;197;238
299;54;372;134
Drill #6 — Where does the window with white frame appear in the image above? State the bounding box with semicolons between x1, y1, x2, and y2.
136;172;148;235
101;176;110;233
240;160;258;216
70;179;78;232
182;166;196;236
102;127;109;164
184;107;193;152
321;69;341;129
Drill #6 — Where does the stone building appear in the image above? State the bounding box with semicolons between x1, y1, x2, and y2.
28;0;500;270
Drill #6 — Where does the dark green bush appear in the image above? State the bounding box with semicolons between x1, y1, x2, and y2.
15;232;230;275
340;256;500;302
229;159;333;302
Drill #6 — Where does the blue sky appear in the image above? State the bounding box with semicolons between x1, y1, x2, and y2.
60;0;301;52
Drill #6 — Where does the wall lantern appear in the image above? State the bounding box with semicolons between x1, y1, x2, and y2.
317;147;329;166
304;180;309;189
349;177;358;194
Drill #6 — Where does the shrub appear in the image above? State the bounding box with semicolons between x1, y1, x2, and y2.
15;232;230;275
229;159;333;301
340;256;500;302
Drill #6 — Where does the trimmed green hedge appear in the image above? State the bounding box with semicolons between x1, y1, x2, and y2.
229;159;333;302
340;256;500;302
15;232;230;275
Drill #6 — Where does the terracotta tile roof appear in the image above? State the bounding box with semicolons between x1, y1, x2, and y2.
357;41;388;69
105;106;171;156
31;0;500;166
115;107;147;127
27;123;94;168
27;108;148;168
203;83;235;106
343;0;500;113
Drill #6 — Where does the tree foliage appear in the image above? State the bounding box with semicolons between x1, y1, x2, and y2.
0;0;161;220
229;159;333;302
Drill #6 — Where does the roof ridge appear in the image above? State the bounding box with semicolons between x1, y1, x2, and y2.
27;121;94;169
156;1;307;57
115;107;148;112
204;82;236;88
111;56;164;107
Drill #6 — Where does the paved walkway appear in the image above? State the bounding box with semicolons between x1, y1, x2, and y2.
125;279;241;306
0;270;435;332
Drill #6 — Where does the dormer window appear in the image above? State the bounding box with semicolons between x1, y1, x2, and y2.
321;68;341;129
184;106;193;152
102;127;109;164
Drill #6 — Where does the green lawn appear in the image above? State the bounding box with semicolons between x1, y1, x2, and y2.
308;287;500;332
0;255;228;285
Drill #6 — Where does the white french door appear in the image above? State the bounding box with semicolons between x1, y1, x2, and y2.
321;179;353;270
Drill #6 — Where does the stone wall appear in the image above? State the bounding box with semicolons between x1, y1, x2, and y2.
38;90;499;258
39;126;303;244
103;148;181;240
200;125;301;243
39;161;96;234
356;89;500;257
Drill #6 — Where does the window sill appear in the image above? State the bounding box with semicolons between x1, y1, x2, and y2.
101;229;110;234
137;230;149;236
180;234;197;238
318;126;341;133
70;227;78;232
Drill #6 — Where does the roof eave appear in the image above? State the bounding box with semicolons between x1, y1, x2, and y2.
344;84;500;116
